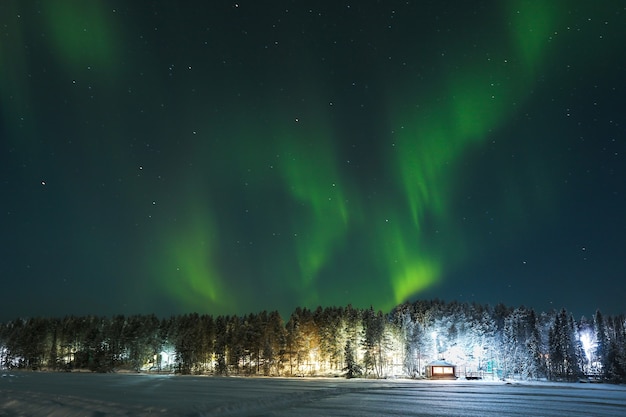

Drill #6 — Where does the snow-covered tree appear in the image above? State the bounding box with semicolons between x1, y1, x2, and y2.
343;339;362;378
548;309;583;381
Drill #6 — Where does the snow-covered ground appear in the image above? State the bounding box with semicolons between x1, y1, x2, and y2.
1;371;625;416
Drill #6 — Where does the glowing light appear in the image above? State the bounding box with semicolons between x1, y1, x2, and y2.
276;125;352;299
381;0;565;305
579;331;595;363
154;196;233;313
377;219;440;305
506;1;558;73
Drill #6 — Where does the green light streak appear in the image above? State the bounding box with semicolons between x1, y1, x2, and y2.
383;1;562;304
278;133;350;294
379;220;440;305
1;1;124;165
156;198;231;313
507;0;558;72
395;64;515;227
41;1;120;71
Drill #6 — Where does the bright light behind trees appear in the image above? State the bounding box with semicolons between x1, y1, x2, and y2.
1;304;622;381
578;330;597;374
580;331;595;361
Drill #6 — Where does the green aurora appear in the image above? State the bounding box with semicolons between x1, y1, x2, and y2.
1;1;624;319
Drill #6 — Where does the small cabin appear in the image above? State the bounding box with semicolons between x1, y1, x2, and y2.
426;360;457;379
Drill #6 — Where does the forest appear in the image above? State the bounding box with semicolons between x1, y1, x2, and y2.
1;300;625;383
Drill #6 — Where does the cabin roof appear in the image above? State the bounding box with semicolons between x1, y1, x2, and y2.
427;360;456;367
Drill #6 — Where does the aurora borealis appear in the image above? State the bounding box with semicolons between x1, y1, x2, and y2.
1;1;624;321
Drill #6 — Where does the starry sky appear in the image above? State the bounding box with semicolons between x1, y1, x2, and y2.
1;1;625;321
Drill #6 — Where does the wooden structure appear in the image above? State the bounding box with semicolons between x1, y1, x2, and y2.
426;360;457;379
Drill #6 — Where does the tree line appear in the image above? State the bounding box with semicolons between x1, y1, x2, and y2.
0;300;624;382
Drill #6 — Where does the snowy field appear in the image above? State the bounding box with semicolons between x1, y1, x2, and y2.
1;371;625;417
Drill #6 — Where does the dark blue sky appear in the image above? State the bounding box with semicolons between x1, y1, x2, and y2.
1;1;624;321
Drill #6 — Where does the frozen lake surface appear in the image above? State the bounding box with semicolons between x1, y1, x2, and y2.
1;371;625;416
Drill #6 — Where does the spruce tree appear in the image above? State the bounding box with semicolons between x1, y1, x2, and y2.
594;310;609;378
343;339;362;378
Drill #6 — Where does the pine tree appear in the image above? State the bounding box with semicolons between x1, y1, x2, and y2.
594;310;609;378
362;307;381;377
548;309;583;381
214;315;228;375
525;310;547;379
605;315;626;382
343;339;362;378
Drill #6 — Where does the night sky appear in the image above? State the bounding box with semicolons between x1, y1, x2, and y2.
1;1;625;322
